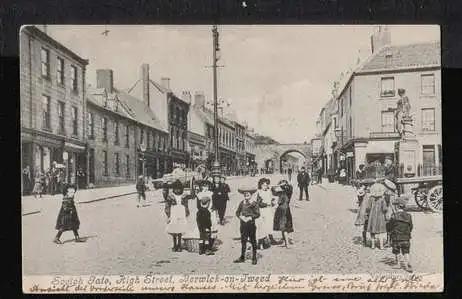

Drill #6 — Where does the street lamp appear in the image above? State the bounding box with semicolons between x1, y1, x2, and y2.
140;143;146;179
211;24;221;179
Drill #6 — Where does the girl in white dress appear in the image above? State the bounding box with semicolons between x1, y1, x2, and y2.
255;178;276;249
166;180;190;252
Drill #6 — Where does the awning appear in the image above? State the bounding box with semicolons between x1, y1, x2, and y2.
366;140;396;154
64;142;86;152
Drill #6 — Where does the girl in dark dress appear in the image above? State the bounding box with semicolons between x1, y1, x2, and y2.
272;180;294;248
53;184;84;244
196;180;215;255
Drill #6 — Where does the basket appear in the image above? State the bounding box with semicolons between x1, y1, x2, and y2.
183;238;200;253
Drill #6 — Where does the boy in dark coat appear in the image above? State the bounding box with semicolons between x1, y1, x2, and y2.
53;184;83;244
212;176;231;225
389;198;413;272
297;167;310;201
234;188;260;265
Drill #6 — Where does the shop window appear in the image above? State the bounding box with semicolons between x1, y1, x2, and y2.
421;108;435;131
57;57;64;85
41;48;50;78
421;74;435;95
42;95;51;130
58;101;65;135
381;111;395;132
71;106;78;136
103;150;108;175
380;77;395;97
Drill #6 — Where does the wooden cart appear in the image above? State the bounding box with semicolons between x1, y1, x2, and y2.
396;175;443;213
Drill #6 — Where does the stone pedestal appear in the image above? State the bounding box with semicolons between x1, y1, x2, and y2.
396;138;419;178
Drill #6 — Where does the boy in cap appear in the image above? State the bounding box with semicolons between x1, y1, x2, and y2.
388;197;413;272
234;187;260;265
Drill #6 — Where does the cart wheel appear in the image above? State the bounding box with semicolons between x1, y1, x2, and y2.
414;190;429;210
427;185;443;213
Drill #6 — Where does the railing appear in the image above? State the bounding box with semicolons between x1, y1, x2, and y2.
397;164;442;178
369;131;400;139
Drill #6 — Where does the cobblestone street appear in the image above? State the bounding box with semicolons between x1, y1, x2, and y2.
22;175;443;276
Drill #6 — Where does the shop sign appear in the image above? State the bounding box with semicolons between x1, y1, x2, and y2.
346;152;354;157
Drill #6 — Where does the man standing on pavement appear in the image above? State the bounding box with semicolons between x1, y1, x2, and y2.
297;167;310;201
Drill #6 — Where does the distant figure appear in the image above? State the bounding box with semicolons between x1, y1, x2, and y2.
297;167;310;201
23;165;32;195
356;164;366;180
136;175;147;207
287;168;293;182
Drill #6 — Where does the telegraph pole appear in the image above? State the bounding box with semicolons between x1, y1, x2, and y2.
211;24;221;178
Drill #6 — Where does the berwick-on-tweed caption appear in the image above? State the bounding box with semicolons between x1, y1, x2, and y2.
24;274;443;293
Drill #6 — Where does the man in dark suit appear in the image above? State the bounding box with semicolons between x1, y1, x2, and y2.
297;167;310;201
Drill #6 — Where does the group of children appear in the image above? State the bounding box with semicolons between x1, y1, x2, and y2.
355;179;414;273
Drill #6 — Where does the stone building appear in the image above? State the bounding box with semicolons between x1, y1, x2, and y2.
20;25;88;193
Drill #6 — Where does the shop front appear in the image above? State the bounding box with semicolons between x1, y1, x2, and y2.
167;150;189;173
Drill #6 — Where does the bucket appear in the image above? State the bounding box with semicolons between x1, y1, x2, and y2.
183;238;200;253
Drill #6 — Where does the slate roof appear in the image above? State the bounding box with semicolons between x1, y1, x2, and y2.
357;41;440;73
115;89;168;133
127;79;189;104
86;88;135;121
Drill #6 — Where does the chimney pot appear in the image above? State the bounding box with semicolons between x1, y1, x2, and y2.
141;64;150;106
96;69;114;93
161;77;170;90
182;91;192;104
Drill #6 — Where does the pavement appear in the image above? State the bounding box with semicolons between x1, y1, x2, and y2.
22;174;443;276
21;175;244;216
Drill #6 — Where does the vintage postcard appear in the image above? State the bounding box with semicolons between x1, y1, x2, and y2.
20;24;443;293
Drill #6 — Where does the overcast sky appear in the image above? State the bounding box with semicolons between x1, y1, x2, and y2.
44;25;440;143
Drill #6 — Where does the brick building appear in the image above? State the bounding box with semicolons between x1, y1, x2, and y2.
323;26;441;181
20;26;88;193
88;69;169;187
128;64;190;173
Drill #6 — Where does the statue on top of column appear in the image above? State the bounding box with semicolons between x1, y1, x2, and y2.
395;88;414;139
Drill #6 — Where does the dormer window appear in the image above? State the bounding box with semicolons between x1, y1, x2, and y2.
385;53;392;68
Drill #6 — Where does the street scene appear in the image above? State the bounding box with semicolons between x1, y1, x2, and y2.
21;25;442;287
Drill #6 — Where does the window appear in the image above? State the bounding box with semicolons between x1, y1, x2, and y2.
126;154;130;177
380;77;395;97
115;153;120;175
385;54;392;68
147;131;151;149
340;97;344;117
58;101;65;134
182;132;187;151
140;128;145;145
125;125;130;148
101;117;107;141
87;112;94;139
71;106;78;136
421;108;436;131
176;129;180;149
103;150;108;175
42;95;51;130
57;57;64;85
114;121;120;145
349;116;353;138
41;48;50;78
70;65;78;91
381;111;395;132
421;74;435;95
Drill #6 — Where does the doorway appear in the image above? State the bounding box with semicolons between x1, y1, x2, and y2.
422;145;436;176
88;148;95;184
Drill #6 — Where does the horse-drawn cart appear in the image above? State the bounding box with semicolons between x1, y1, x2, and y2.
396;175;443;213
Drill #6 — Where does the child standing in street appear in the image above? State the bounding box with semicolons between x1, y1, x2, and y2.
196;180;215;255
389;198;413;272
136;175;147;207
53;184;84;244
165;180;190;252
234;187;260;265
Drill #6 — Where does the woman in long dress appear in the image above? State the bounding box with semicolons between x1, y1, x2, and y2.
367;183;389;249
272;180;294;248
255;178;275;249
165;180;190;252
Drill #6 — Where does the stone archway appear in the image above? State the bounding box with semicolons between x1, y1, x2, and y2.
279;149;307;173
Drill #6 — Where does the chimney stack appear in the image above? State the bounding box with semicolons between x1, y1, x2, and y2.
141;64;150;106
194;91;205;108
161;77;170;90
96;69;114;93
370;25;391;54
182;91;192;104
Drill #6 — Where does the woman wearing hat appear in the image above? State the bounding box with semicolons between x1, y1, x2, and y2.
212;175;231;226
165;180;190;252
234;187;260;265
255;178;275;249
53;183;84;244
195;180;215;255
366;183;389;249
272;180;294;248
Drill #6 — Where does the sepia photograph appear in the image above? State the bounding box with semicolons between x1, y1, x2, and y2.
20;24;442;293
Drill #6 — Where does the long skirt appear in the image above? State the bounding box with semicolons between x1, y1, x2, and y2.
273;206;294;233
55;205;80;231
256;207;274;239
166;205;188;234
367;198;387;234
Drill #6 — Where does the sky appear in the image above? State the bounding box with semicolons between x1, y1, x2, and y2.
43;25;440;143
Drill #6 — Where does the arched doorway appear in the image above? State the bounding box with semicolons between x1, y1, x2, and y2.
279;150;306;174
264;159;274;174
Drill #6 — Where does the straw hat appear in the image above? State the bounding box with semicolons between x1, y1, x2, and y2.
238;188;258;195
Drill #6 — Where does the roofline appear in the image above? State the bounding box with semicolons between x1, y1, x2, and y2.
355;64;441;76
86;99;136;123
21;26;89;66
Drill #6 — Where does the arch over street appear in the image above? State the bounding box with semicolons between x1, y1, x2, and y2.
254;143;312;174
